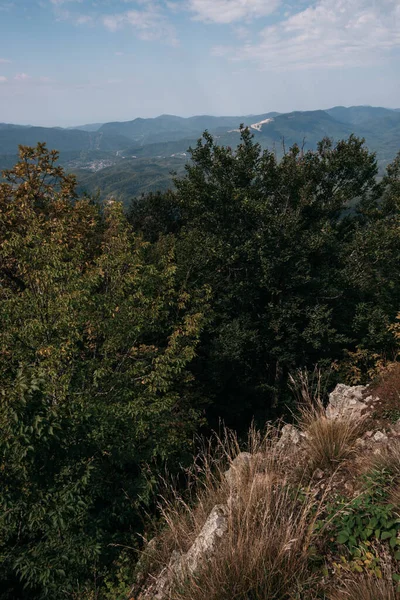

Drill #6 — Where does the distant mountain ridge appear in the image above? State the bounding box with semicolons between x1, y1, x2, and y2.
1;105;400;205
1;105;399;157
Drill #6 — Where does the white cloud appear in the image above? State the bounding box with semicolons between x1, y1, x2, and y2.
75;14;93;24
213;0;400;69
187;0;280;24
14;73;31;81
103;8;178;45
0;76;7;83
0;2;15;11
0;58;11;63
50;0;83;5
49;0;92;25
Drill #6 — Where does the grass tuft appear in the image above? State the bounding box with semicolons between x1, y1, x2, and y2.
143;427;323;600
329;570;400;600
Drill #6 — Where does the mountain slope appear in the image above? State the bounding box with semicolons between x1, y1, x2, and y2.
0;126;131;154
98;112;280;144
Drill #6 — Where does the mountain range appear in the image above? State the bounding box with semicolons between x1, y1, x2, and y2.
1;105;399;205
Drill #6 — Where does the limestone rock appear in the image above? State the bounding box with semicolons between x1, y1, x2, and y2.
224;452;252;488
372;430;388;443
326;384;368;420
277;424;304;449
138;505;228;599
184;504;228;574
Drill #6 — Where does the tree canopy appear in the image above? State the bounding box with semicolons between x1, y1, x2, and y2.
1;132;399;598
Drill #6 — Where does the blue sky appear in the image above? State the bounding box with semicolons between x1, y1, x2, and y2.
0;0;399;126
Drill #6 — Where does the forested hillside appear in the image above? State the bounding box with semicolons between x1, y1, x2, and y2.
1;106;400;207
0;131;399;599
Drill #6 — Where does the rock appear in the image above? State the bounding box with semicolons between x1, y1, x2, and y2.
138;551;183;600
224;452;252;488
277;424;304;449
138;505;228;599
313;468;325;480
372;430;388;443
184;504;228;574
326;384;368;420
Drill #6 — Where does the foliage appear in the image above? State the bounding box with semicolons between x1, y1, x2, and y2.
131;130;400;427
1;128;400;597
318;471;400;585
0;144;208;598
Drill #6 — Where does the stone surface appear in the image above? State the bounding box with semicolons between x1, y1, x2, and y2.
138;505;228;599
373;430;388;443
224;452;252;488
326;384;368;420
277;424;304;449
184;504;228;574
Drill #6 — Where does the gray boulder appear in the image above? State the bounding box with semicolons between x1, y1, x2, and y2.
138;504;228;599
326;384;368;420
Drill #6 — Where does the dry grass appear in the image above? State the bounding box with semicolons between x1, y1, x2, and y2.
370;362;400;424
300;402;364;473
292;375;365;475
142;427;324;600
329;570;400;600
134;371;400;600
370;439;400;480
389;484;400;515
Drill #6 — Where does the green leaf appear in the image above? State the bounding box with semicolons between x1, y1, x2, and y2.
337;532;349;544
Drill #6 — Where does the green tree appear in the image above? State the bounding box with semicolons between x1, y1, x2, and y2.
130;130;400;427
0;144;207;598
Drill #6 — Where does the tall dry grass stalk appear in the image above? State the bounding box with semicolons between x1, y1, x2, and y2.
143;426;325;600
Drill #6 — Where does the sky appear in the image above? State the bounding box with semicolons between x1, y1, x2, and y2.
0;0;399;126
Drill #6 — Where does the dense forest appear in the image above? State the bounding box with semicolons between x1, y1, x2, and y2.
1;130;399;598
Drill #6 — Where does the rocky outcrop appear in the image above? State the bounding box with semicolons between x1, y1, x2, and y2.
276;424;305;449
224;452;252;489
133;383;397;599
325;383;371;420
137;504;229;599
